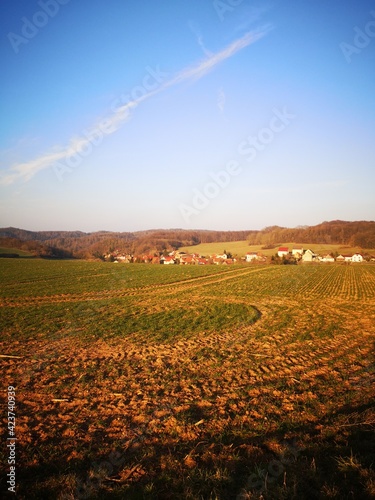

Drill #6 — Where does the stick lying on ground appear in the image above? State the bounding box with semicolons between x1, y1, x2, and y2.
0;354;24;359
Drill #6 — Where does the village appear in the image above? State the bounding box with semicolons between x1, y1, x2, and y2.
104;247;374;265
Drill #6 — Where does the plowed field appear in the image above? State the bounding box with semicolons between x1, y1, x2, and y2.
1;261;374;499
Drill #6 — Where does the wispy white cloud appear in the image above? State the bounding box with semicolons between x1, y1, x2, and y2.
188;21;213;57
0;27;271;186
163;27;271;88
1;150;64;185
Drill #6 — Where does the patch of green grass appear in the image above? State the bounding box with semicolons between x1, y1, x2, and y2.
0;260;233;298
0;246;35;256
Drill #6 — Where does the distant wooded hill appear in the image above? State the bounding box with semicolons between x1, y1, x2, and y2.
245;220;375;248
0;220;374;259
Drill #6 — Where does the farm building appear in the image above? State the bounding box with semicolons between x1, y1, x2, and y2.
214;253;228;260
351;253;363;262
277;247;289;257
246;252;258;262
161;256;175;264
302;249;316;262
336;253;363;263
179;255;196;265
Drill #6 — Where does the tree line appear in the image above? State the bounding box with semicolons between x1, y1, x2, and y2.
246;220;375;248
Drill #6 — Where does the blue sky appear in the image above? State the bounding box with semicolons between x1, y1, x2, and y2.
0;0;374;232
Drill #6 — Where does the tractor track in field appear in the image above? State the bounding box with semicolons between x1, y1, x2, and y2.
7;298;373;421
245;329;373;385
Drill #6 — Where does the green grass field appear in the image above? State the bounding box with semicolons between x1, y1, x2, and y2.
1;259;374;499
0;247;34;257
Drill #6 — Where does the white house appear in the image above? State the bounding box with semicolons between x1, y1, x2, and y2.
216;253;227;260
246;252;258;262
162;256;175;264
277;247;289;257
302;249;316;262
351;253;363;263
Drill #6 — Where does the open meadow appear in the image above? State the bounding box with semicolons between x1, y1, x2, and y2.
1;259;374;499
